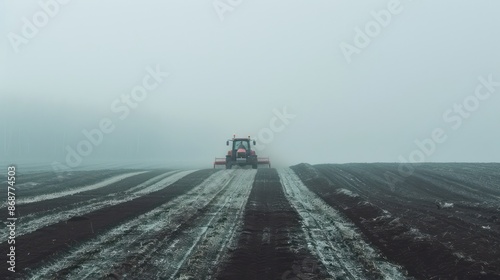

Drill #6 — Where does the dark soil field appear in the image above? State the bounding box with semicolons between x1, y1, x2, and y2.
1;163;499;279
291;163;500;280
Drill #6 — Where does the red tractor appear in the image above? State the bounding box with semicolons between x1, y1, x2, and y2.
214;135;271;169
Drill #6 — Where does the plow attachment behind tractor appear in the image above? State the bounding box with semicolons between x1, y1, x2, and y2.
258;157;271;167
213;157;271;169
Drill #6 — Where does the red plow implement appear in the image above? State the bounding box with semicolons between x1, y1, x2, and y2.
213;157;271;169
213;158;226;168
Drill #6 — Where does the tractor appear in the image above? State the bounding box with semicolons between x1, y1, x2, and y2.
214;135;271;169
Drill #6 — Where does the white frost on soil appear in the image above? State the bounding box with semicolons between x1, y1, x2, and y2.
6;170;194;240
29;170;256;280
279;168;408;280
406;227;431;241
337;188;359;197
442;202;454;208
15;171;148;205
16;182;40;189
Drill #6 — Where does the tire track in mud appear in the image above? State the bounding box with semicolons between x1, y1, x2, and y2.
3;170;193;240
278;168;407;280
0;169;218;276
216;168;330;280
27;170;255;279
130;170;257;280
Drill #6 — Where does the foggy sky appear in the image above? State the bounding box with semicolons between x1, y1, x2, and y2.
1;0;500;170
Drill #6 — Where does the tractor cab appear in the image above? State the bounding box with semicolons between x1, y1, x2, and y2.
213;135;270;169
229;139;254;156
226;137;256;167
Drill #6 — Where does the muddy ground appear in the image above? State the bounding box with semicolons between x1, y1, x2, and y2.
1;163;499;279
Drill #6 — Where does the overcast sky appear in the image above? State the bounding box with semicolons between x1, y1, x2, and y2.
1;0;499;170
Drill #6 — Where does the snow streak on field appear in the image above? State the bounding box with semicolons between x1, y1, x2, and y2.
29;170;256;280
278;168;407;280
4;170;194;240
292;163;500;279
14;171;147;205
2;164;498;280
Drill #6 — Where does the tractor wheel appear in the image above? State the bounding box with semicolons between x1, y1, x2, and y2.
226;163;232;169
252;164;258;169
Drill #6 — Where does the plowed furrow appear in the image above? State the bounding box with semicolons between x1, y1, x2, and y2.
279;167;407;280
134;170;256;280
292;163;500;279
29;170;255;280
216;168;329;280
3;170;191;240
0;169;217;276
13;171;160;215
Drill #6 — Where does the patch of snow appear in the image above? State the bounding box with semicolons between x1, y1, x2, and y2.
407;227;432;241
29;170;256;280
16;171;147;205
337;188;359;197
6;171;194;239
279;168;407;280
443;202;454;208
